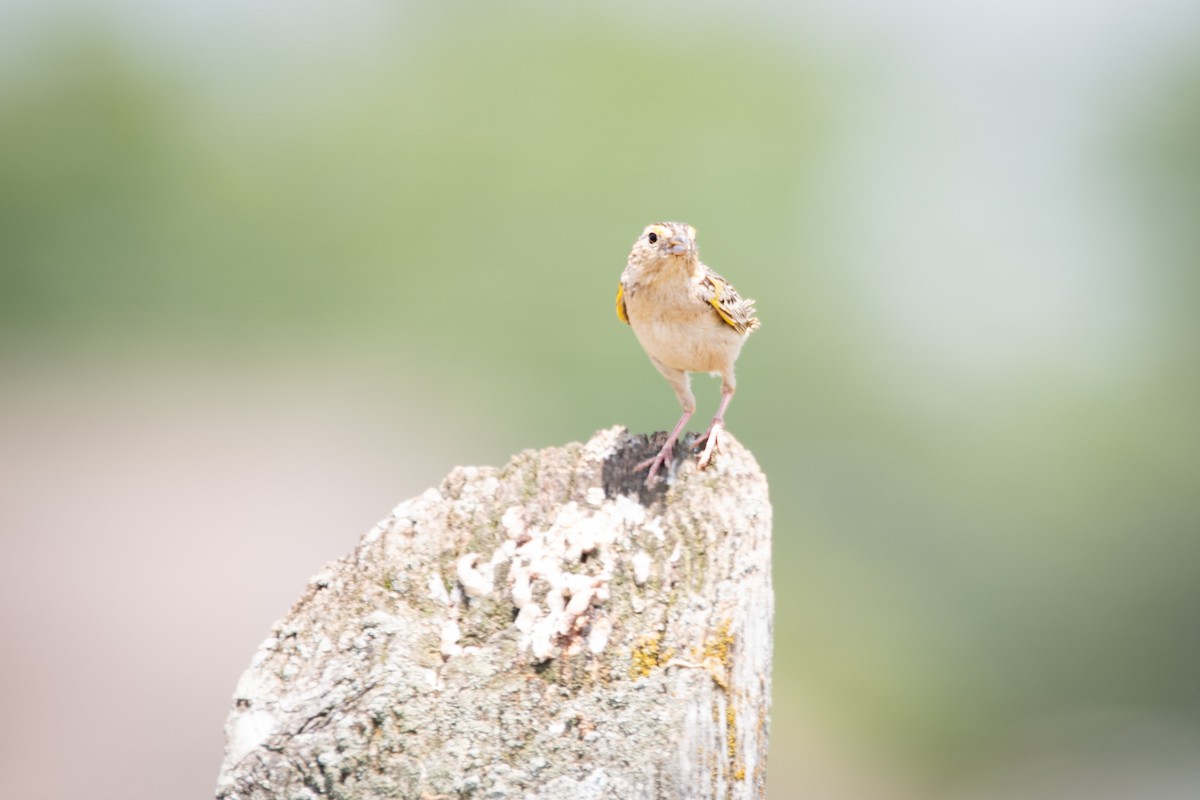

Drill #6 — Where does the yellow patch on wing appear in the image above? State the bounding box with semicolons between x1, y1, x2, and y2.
707;279;738;328
616;282;630;325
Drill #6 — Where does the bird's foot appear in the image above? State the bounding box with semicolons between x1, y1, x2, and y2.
693;419;724;471
634;444;673;487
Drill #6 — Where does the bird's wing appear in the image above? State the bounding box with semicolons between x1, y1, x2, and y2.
615;281;630;325
698;267;760;334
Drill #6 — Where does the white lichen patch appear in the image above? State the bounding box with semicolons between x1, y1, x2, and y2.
490;538;517;564
227;707;279;765
563;581;595;620
427;571;450;606
580;425;624;461
514;602;541;633
360;521;386;547
501;506;527;540
588;616;612;653
613;494;647;527
668;541;682;563
438;469;660;663
440;620;462;658
529;614;557;661
456;554;493;598
511;570;532;608
643;516;666;543
361;611;402;634
632;551;651;585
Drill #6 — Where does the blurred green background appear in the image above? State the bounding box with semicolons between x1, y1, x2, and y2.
2;2;1199;798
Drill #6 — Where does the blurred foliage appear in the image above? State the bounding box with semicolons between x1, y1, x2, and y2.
2;5;1198;790
0;15;819;354
1123;57;1200;354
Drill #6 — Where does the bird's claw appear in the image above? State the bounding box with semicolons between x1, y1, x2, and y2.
634;447;671;486
636;422;723;487
694;420;724;471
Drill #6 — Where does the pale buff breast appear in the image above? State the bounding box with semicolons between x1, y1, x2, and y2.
624;279;747;376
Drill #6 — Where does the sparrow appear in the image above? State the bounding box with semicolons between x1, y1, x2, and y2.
616;222;760;485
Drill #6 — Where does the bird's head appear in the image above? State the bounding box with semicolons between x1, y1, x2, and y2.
628;221;699;269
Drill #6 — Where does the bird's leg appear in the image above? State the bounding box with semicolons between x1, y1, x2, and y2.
635;408;693;485
694;382;735;470
636;361;695;486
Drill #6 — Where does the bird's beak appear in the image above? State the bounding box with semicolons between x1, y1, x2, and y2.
667;235;694;256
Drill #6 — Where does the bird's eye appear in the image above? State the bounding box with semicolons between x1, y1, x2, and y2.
647;232;658;244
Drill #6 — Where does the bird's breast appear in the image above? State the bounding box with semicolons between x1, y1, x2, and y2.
625;285;745;374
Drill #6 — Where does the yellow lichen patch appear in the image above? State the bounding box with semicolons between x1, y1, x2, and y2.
693;620;743;787
701;619;735;671
726;702;744;781
753;705;769;787
628;635;674;679
687;619;735;690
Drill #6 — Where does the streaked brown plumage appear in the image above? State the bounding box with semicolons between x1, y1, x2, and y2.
616;222;759;484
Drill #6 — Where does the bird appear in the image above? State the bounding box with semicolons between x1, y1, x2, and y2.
616;222;760;485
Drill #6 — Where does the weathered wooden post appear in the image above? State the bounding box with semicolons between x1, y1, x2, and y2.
216;426;773;799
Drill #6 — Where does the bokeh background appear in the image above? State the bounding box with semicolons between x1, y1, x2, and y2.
2;1;1199;798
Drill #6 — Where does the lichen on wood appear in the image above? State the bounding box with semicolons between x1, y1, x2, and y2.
216;426;773;800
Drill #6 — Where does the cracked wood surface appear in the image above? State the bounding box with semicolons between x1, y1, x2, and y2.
215;426;773;799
